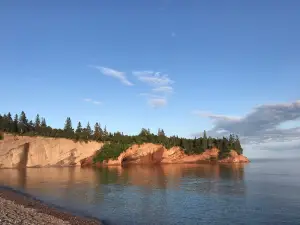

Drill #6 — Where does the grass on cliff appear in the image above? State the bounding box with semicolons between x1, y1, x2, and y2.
93;143;130;163
0;132;3;140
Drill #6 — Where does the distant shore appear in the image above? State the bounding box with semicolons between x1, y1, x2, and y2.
0;186;103;225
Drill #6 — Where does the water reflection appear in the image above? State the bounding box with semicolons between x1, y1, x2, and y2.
0;163;246;198
1;162;300;225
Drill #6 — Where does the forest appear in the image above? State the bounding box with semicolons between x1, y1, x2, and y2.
0;111;243;160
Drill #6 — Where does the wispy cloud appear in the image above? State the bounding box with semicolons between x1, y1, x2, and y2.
83;98;102;105
139;93;167;108
148;97;167;108
134;70;175;108
192;110;240;121
90;65;133;86
133;71;174;86
152;86;174;94
192;100;300;153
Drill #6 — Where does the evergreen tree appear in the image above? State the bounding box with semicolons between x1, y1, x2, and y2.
158;128;165;136
64;117;73;138
28;120;34;131
35;114;41;129
0;114;3;130
41;118;47;127
64;117;73;132
202;130;208;150
0;110;244;159
18;111;29;133
86;122;92;136
139;128;150;136
234;135;243;154
76;122;82;133
93;122;102;141
13;114;19;133
103;125;108;136
19;111;27;124
7;112;12;122
1;113;12;132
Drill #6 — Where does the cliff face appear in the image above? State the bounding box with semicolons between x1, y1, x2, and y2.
90;143;249;166
0;134;103;168
0;134;249;169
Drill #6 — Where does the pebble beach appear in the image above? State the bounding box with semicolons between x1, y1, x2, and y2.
0;187;102;225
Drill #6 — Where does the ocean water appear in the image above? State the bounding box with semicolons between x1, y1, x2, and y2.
0;160;300;225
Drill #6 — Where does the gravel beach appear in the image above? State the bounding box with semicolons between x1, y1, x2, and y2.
0;187;102;225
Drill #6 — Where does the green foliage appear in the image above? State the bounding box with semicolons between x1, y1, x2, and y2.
76;121;82;133
0;131;3;140
35;114;41;129
93;143;130;162
0;110;244;162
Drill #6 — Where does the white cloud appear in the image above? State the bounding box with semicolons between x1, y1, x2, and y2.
133;71;174;86
84;98;102;105
90;65;133;86
92;101;102;105
152;86;173;94
193;100;300;155
148;97;167;108
134;70;175;108
192;110;241;121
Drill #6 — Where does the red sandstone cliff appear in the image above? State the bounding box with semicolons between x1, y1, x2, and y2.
81;143;249;167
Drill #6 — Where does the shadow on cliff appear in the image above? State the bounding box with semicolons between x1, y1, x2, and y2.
16;142;30;169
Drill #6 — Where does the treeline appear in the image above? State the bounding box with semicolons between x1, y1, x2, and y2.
0;111;243;158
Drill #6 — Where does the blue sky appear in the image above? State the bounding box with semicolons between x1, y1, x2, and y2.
1;0;300;158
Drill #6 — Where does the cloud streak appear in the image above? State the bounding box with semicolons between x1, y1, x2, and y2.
134;70;174;108
148;97;167;108
133;71;174;86
91;66;133;86
83;98;102;105
152;86;174;94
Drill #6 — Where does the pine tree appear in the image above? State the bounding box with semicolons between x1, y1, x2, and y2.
64;117;73;138
19;111;28;125
76;122;82;133
64;117;73;132
19;111;28;133
103;125;108;136
202;130;208;150
13;114;19;133
41;118;47;127
94;122;102;141
86;122;92;136
158;128;165;136
35;114;41;129
28;120;34;131
234;135;243;154
228;134;235;149
2;113;12;132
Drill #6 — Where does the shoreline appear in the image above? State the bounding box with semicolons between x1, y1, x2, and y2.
0;186;103;225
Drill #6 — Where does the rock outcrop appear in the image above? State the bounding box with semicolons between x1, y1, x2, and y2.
0;134;249;168
0;134;103;168
218;150;249;163
93;143;249;166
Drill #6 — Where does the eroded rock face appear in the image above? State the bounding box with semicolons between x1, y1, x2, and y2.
219;150;250;163
0;134;249;168
0;134;103;168
103;143;167;165
99;145;249;166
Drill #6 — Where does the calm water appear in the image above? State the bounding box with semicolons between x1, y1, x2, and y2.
1;160;300;225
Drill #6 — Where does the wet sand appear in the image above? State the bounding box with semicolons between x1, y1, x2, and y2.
0;187;102;225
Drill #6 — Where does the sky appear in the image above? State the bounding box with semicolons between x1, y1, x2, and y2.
1;0;300;159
